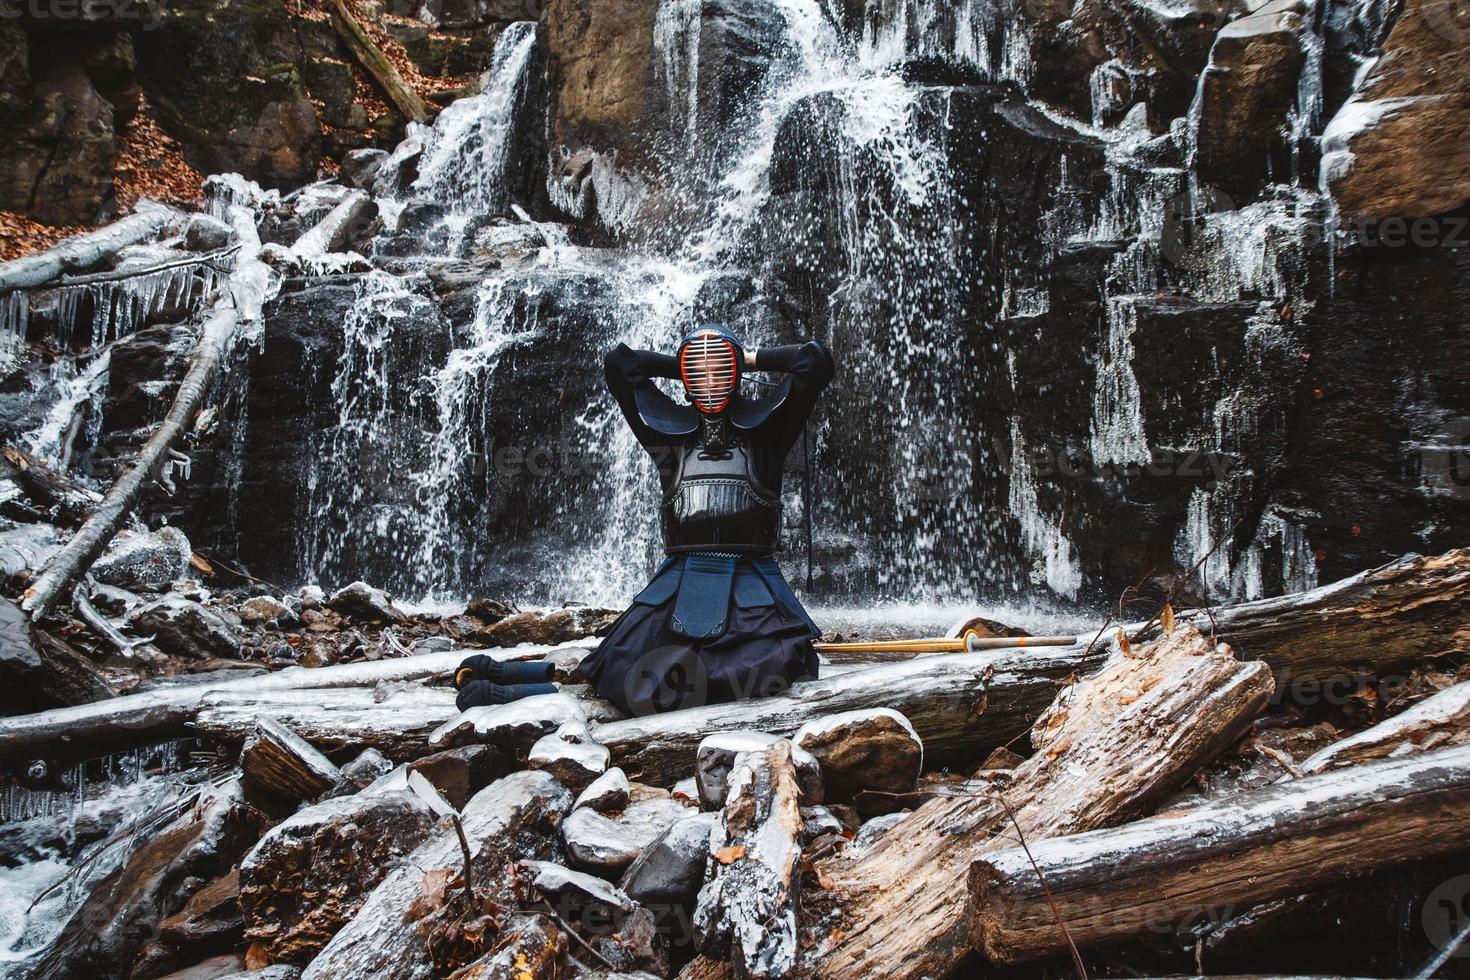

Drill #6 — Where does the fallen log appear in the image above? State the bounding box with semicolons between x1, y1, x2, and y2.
290;191;374;260
0;646;555;762
1299;678;1470;775
693;739;805;977
328;0;431;124
1178;547;1470;683
595;642;1105;786
968;742;1470;964
0;204;178;292
241;717;343;802
793;625;1274;979
196;684;455;761
1;445;102;526
21;206;275;623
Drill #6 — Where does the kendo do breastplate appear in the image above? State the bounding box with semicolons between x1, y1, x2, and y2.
661;424;781;556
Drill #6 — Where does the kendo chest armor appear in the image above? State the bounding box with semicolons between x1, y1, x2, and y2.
661;435;781;555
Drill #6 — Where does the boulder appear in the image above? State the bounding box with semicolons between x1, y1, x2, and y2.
183;213;234;252
0;62;115;225
158;868;243;953
1321;0;1470;219
239;789;437;962
1192;0;1308;197
792;707;923;815
528;720;610;789
695;731;823;809
24;781;266;979
134;0;321;187
129;596;243;660
405;744;501;810
0;597;113;712
428;692;586;753
575;766;631;813
618;812;717;949
237;595;295;628
327;581;407;622
332;747;395;793
339;148;388;190
523;859;637;920
562;795;694;878
92;526;193;592
301;771;574;980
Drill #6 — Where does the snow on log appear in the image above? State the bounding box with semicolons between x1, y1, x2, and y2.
798;625;1274;980
20;205;276;623
0;646;553;761
595;642;1104;786
241;716;343;802
290;190;375;261
693;739;805;978
1182;547;1470;682
0;203;179;292
969;743;1470;964
1299;679;1470;774
196;684;456;761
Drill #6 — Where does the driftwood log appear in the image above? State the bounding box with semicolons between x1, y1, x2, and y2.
968;743;1470;964
241;716;343;802
1181;547;1470;682
1300;679;1470;774
21;207;274;622
693;739;806;977
791;625;1271;979
0;647;498;761
597;642;1104;785
328;0;431;124
1;445;102;526
0;205;178;292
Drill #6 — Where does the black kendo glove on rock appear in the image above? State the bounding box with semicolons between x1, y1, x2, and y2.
452;655;557;712
455;679;558;712
453;654;555;690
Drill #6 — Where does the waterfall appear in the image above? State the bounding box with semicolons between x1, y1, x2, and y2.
411;20;539;217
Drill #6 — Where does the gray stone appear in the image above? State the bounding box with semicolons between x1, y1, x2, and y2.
529;720;610;790
563;796;694;878
130;596;243;660
792;707;923;815
428;692;585;753
93;525;193;591
695;731;823;809
183;213;234;251
327;581;407;622
575;766;631;813
237;594;295;628
340;148;388;189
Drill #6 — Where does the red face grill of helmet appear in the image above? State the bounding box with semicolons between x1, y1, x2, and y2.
679;333;738;414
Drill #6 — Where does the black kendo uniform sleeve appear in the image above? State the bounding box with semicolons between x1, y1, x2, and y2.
604;342;682;453
752;340;835;459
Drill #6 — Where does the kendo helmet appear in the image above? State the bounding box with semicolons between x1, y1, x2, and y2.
677;325;744;415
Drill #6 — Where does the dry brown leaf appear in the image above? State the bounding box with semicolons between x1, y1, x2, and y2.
245;943;272;970
714;845;747;865
407;867;455;919
1116;628;1134;657
817;870;835;890
1161;602;1176;635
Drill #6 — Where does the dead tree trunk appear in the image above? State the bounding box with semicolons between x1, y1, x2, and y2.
21;207;273;623
794;625;1274;979
0;205;179;291
328;0;432;124
1;445;101;526
1299;679;1470;774
968;743;1470;964
598;642;1104;785
1184;547;1470;682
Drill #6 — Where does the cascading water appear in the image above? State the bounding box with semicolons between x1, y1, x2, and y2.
269;0;1355;608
